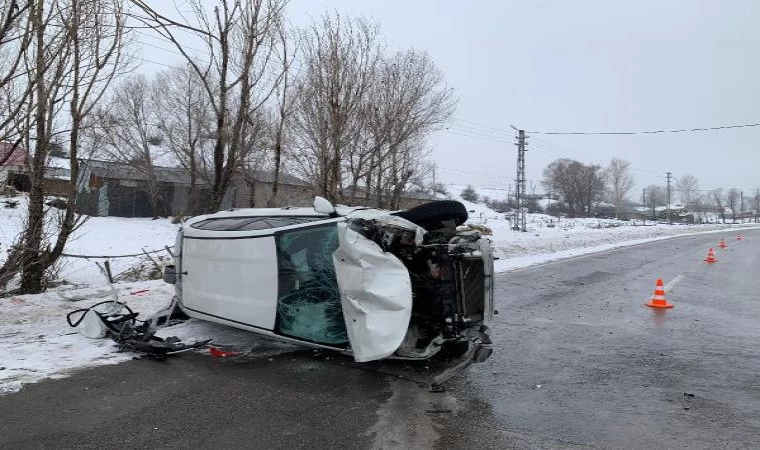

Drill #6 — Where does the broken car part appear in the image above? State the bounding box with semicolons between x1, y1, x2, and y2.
167;197;494;383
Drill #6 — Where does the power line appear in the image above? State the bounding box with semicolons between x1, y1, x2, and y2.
442;128;512;144
447;123;511;139
446;124;678;179
531;136;662;174
452;117;513;135
451;116;760;137
443;126;668;180
528;122;760;136
437;166;511;180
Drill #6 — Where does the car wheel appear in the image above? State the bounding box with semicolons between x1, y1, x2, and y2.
394;200;468;230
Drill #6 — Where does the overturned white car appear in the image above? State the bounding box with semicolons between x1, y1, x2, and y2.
164;197;493;368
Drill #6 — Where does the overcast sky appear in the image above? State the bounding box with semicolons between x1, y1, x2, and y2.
140;1;760;197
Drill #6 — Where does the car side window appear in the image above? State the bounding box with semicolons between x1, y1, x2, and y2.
275;224;347;345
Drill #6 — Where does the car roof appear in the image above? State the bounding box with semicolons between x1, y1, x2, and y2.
180;205;391;237
194;205;372;218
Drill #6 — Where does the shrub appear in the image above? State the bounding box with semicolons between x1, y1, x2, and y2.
460;185;479;202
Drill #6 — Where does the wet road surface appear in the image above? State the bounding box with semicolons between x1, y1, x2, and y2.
2;230;760;449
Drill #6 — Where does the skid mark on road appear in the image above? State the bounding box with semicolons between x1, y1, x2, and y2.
664;274;685;293
368;379;442;450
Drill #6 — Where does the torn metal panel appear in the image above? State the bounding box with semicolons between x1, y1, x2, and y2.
333;223;412;362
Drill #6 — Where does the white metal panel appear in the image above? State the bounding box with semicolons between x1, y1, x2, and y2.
333;223;412;362
181;216;343;239
181;236;279;330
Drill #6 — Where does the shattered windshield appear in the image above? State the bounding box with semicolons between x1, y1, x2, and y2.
275;224;347;345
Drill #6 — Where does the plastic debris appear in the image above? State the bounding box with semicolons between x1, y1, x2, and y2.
209;347;240;358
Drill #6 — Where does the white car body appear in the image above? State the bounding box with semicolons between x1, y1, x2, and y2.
165;198;494;364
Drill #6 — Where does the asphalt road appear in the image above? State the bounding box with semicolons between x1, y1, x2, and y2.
2;229;760;449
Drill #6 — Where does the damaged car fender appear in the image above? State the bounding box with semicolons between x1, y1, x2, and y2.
333;222;412;362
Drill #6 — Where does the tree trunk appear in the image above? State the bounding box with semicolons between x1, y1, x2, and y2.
248;180;256;208
363;150;375;206
374;164;384;209
186;154;198;215
268;134;283;207
209;80;228;212
20;1;48;294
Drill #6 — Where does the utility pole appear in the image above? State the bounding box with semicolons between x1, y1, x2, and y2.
513;129;528;232
666;172;672;225
642;188;646;224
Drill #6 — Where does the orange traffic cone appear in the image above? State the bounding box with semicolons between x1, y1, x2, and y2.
646;278;674;309
718;239;728;249
736;234;743;241
703;248;717;263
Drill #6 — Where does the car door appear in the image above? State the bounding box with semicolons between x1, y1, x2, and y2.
181;235;279;331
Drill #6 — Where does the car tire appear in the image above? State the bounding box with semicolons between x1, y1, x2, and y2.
394;200;468;230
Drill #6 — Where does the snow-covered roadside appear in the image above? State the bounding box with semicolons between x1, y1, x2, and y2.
452;196;760;272
0;280;293;394
2;195;758;394
493;226;759;272
0;198;180;286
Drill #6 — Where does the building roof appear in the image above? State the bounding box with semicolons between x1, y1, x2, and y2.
83;159;309;188
82;159;204;185
245;169;310;187
0;142;27;166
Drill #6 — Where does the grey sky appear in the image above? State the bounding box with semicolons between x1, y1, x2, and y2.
140;1;760;196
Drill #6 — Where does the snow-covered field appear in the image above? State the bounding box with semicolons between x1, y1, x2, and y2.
453;197;759;272
1;194;758;394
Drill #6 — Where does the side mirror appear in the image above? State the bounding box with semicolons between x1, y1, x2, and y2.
313;196;337;216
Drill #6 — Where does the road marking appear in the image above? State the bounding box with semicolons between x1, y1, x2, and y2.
664;274;685;293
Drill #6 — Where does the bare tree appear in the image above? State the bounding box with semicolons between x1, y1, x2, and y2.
265;22;297;207
131;0;287;212
292;12;381;203
154;64;216;215
543;159;607;217
236;109;272;207
94;74;170;217
675;173;699;210
364;49;455;208
692;193;707;223
385;138;434;209
606;158;633;218
727;188;740;223
710;189;726;223
643;185;666;220
0;0;33;153
0;0;128;293
752;190;760;223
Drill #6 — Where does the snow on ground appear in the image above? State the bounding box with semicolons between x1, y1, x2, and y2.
0;280;293;394
1;193;759;394
453;196;760;272
0;197;180;285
